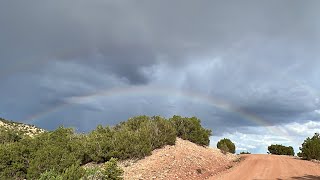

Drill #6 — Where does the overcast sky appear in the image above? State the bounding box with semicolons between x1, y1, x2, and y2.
1;1;320;153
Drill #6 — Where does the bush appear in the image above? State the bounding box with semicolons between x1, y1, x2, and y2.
240;151;251;154
217;138;235;154
85;115;176;162
27;127;85;179
83;167;105;180
112;123;153;159
60;164;85;180
149;116;176;149
219;143;229;154
0;115;212;179
102;158;123;180
0;127;87;179
39;169;63;180
39;164;87;180
81;158;123;180
0;137;34;179
268;144;294;156
298;133;320;160
86;125;116;162
169;116;212;146
109;115;177;160
0;127;24;144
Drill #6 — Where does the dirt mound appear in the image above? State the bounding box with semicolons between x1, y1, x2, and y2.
120;138;239;180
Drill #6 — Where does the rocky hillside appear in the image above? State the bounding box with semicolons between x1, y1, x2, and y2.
120;138;239;180
0;117;45;136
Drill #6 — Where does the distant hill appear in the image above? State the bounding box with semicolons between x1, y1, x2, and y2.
0;117;45;136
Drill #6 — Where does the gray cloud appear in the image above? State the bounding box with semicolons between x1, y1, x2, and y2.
1;0;320;152
1;1;319;81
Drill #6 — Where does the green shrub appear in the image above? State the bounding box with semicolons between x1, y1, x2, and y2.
0;127;88;179
110;115;177;160
86;125;115;162
0;115;212;179
112;124;153;159
82;158;123;180
70;134;92;165
0;127;24;144
39;164;85;180
268;144;294;156
220;143;229;154
102;158;123;180
0;138;34;179
27;127;84;179
60;164;85;180
217;138;235;154
39;169;63;180
169;115;212;146
299;133;320;160
83;167;105;180
240;151;251;154
86;118;151;161
149;116;176;149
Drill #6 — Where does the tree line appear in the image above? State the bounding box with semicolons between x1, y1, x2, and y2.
268;144;294;156
267;133;320;161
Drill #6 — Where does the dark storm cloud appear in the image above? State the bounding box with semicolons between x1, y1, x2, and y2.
1;1;319;81
0;0;320;137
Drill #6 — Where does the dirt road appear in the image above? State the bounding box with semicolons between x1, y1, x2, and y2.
213;154;320;180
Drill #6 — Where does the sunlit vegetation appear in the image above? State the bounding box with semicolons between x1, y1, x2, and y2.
0;115;211;179
217;138;236;154
267;144;294;156
169;115;212;146
298;133;320;160
240;151;251;154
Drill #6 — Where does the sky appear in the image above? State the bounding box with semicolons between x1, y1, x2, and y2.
0;0;320;154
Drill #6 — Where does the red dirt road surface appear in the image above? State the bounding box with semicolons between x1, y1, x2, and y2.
212;154;320;180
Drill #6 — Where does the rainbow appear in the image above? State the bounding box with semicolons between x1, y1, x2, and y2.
25;85;291;139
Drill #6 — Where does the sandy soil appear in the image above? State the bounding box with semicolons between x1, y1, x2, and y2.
212;154;320;180
121;138;239;180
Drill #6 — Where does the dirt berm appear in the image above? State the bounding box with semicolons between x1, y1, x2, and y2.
121;138;239;180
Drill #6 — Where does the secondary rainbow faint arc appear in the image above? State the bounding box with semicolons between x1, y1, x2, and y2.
25;86;290;138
